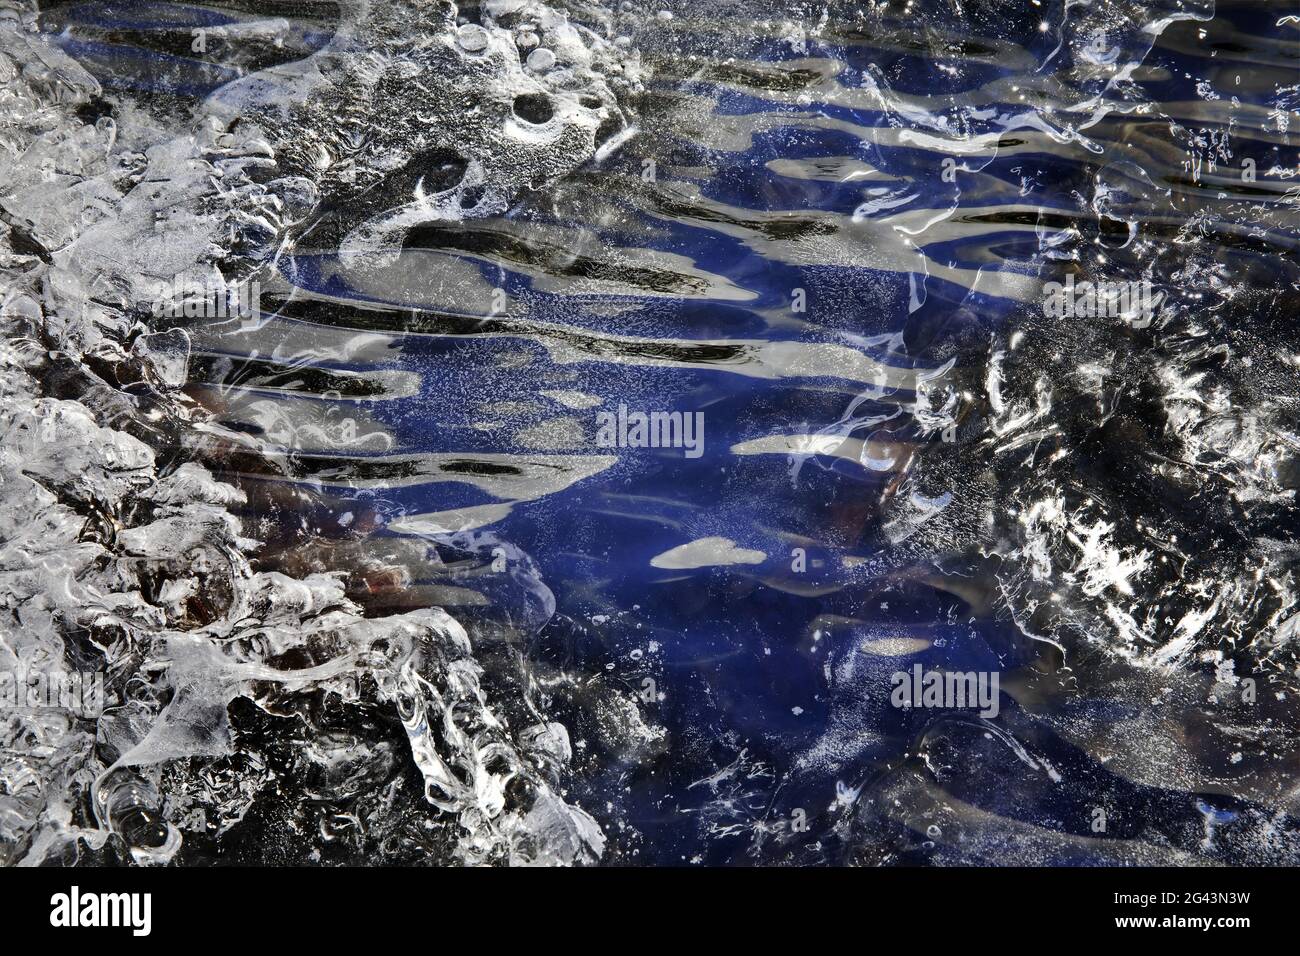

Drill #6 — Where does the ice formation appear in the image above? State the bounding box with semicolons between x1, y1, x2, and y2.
0;0;637;865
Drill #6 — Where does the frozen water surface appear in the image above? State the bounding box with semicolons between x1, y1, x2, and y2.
1;0;1299;866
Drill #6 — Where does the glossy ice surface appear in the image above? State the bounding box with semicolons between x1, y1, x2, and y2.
2;0;1299;866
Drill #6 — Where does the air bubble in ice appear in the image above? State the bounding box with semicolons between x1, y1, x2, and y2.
457;23;489;53
527;47;556;72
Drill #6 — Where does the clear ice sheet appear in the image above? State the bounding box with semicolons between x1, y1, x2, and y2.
1;0;1299;867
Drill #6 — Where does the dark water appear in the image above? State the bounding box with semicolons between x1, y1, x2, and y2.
18;0;1300;864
